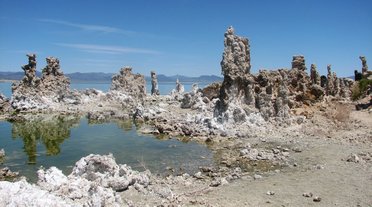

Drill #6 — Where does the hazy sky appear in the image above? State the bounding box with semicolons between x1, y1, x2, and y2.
0;0;371;77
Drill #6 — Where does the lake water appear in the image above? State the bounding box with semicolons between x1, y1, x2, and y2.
0;81;211;98
0;115;214;182
0;81;216;182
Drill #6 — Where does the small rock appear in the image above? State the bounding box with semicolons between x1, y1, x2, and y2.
346;153;360;163
315;164;324;170
272;148;280;154
220;177;229;185
282;152;290;157
199;166;213;173
282;148;290;152
194;171;204;179
240;148;249;156
292;147;302;153
266;191;275;195
303;192;313;197
253;174;262;180
210;179;221;187
165;166;174;172
313;196;321;202
0;167;19;179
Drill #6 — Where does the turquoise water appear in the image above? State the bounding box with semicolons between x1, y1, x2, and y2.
0;81;210;98
0;82;12;97
0;116;214;182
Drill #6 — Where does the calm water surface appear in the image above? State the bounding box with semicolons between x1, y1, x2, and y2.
0;81;211;98
0;81;215;182
0;115;214;182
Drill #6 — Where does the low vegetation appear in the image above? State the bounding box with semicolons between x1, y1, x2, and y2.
351;78;372;101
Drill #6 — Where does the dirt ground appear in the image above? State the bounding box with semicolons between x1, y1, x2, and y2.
187;108;372;206
120;103;372;207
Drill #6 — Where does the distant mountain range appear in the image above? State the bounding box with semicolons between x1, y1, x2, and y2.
0;72;223;83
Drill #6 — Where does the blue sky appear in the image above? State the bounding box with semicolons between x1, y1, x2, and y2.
0;0;371;77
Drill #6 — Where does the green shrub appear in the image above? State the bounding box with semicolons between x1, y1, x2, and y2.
352;78;372;100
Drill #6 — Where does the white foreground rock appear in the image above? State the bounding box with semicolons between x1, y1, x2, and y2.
0;154;151;207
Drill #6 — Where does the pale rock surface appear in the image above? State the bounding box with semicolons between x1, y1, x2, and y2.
0;154;152;206
170;78;185;100
0;178;77;207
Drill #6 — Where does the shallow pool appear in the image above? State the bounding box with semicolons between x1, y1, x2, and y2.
0;115;214;182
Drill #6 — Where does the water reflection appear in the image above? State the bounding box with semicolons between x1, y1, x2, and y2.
11;115;80;164
2;115;215;182
116;120;135;131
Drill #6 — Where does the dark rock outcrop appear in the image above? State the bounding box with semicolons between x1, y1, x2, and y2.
150;71;160;96
354;70;363;81
202;82;221;100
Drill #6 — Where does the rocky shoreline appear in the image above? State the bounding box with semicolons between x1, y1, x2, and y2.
0;26;371;206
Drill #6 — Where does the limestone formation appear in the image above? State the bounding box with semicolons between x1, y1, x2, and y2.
310;64;321;85
110;67;146;101
326;65;334;96
175;78;184;94
292;55;306;71
221;26;251;78
333;72;340;96
170;78;184;100
216;27;306;122
275;82;290;118
339;79;347;98
40;57;70;97
359;56;368;75
150;71;160;95
181;84;206;110
21;53;40;86
217;26;253;116
11;55;73;111
42;57;63;76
